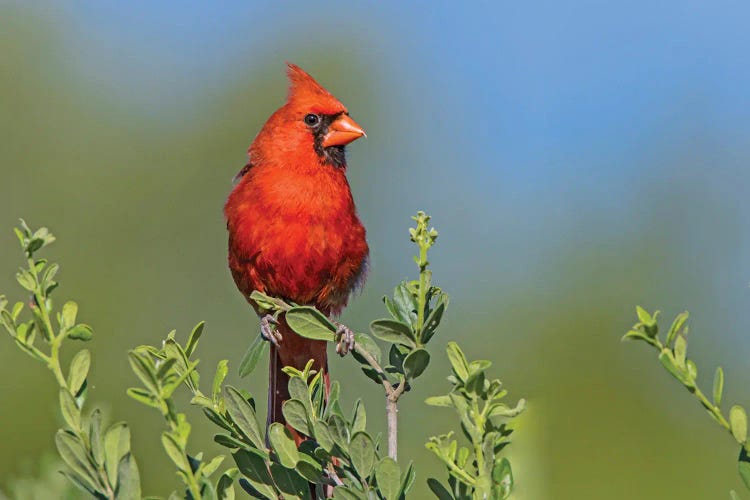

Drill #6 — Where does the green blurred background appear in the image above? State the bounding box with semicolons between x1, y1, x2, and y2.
2;2;750;498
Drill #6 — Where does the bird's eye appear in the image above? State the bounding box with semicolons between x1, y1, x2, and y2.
304;114;320;126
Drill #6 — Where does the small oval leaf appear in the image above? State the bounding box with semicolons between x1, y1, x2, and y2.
224;386;264;449
285;307;336;341
731;405;747;444
370;319;415;347
282;399;310;435
67;349;91;397
375;457;401;500
239;334;267;378
713;366;724;406
403;348;430;380
349;431;375;479
268;423;299;468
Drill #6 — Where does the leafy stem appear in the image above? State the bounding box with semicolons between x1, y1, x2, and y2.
127;323;235;499
425;342;525;499
2;221;139;499
624;307;749;492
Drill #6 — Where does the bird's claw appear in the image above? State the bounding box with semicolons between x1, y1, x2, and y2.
260;314;282;346
334;321;355;356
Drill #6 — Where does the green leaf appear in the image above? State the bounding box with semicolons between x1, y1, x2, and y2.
493;457;513;498
422;297;446;344
286;306;336;341
204;408;235;433
666;311;689;346
224;386;264;448
328;414;350;452
356;366;380;385
213;359;229;404
202;455;226;477
185;321;205;358
249;290;282;314
55;430;99;491
13;227;26;247
425;395;452;407
375;457;401;500
128;351;159;393
41;261;59;288
403;348;430;379
312;421;334;452
269;462;310;499
731;405;748;444
635;306;653;325
469;359;492;374
352;332;382;365
739;448;750;491
1;309;16;338
217;468;239;500
326;380;344;418
233;449;276;498
333;486;366;500
282;399;311;435
155;357;178;381
446;342;469;381
61;301;78;329
15;269;36;292
59;389;81;431
89;409;104;466
126;388;159;408
427;478;453;500
287;377;310;408
399;461;416;498
162;432;190;472
214;433;248;450
10;301;23;321
392;282;417;326
349;431;375;479
116;453;141;500
67;349;91;397
714;366;724;406
104;422;131;488
674;335;687;369
658;349;693;387
295;452;323;483
67;324;94;341
60;471;100;498
383;296;400;321
488;398;526;419
370;319;416;347
239;334;267;378
351;399;367;435
268;423;300;468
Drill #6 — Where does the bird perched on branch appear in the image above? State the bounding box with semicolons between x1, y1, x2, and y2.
224;63;369;431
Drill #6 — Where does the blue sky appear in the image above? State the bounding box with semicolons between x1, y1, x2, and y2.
20;0;749;345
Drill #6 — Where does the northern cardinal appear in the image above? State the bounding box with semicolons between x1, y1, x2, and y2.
224;63;369;431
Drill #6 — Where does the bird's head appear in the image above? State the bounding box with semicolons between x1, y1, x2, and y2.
251;63;366;171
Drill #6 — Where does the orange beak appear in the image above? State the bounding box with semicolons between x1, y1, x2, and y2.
322;114;366;147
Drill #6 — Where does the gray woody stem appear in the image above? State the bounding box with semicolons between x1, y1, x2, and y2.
352;343;406;460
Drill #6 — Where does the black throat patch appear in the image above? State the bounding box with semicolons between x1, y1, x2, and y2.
311;113;347;169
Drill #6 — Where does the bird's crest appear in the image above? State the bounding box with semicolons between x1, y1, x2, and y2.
286;63;347;114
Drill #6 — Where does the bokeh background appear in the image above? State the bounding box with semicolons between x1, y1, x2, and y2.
2;1;750;498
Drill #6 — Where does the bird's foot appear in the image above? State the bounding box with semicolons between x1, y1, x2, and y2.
260;314;282;346
333;321;356;356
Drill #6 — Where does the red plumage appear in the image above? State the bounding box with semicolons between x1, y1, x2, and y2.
224;63;368;430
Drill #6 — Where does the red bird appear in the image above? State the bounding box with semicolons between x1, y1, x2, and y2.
224;64;369;429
